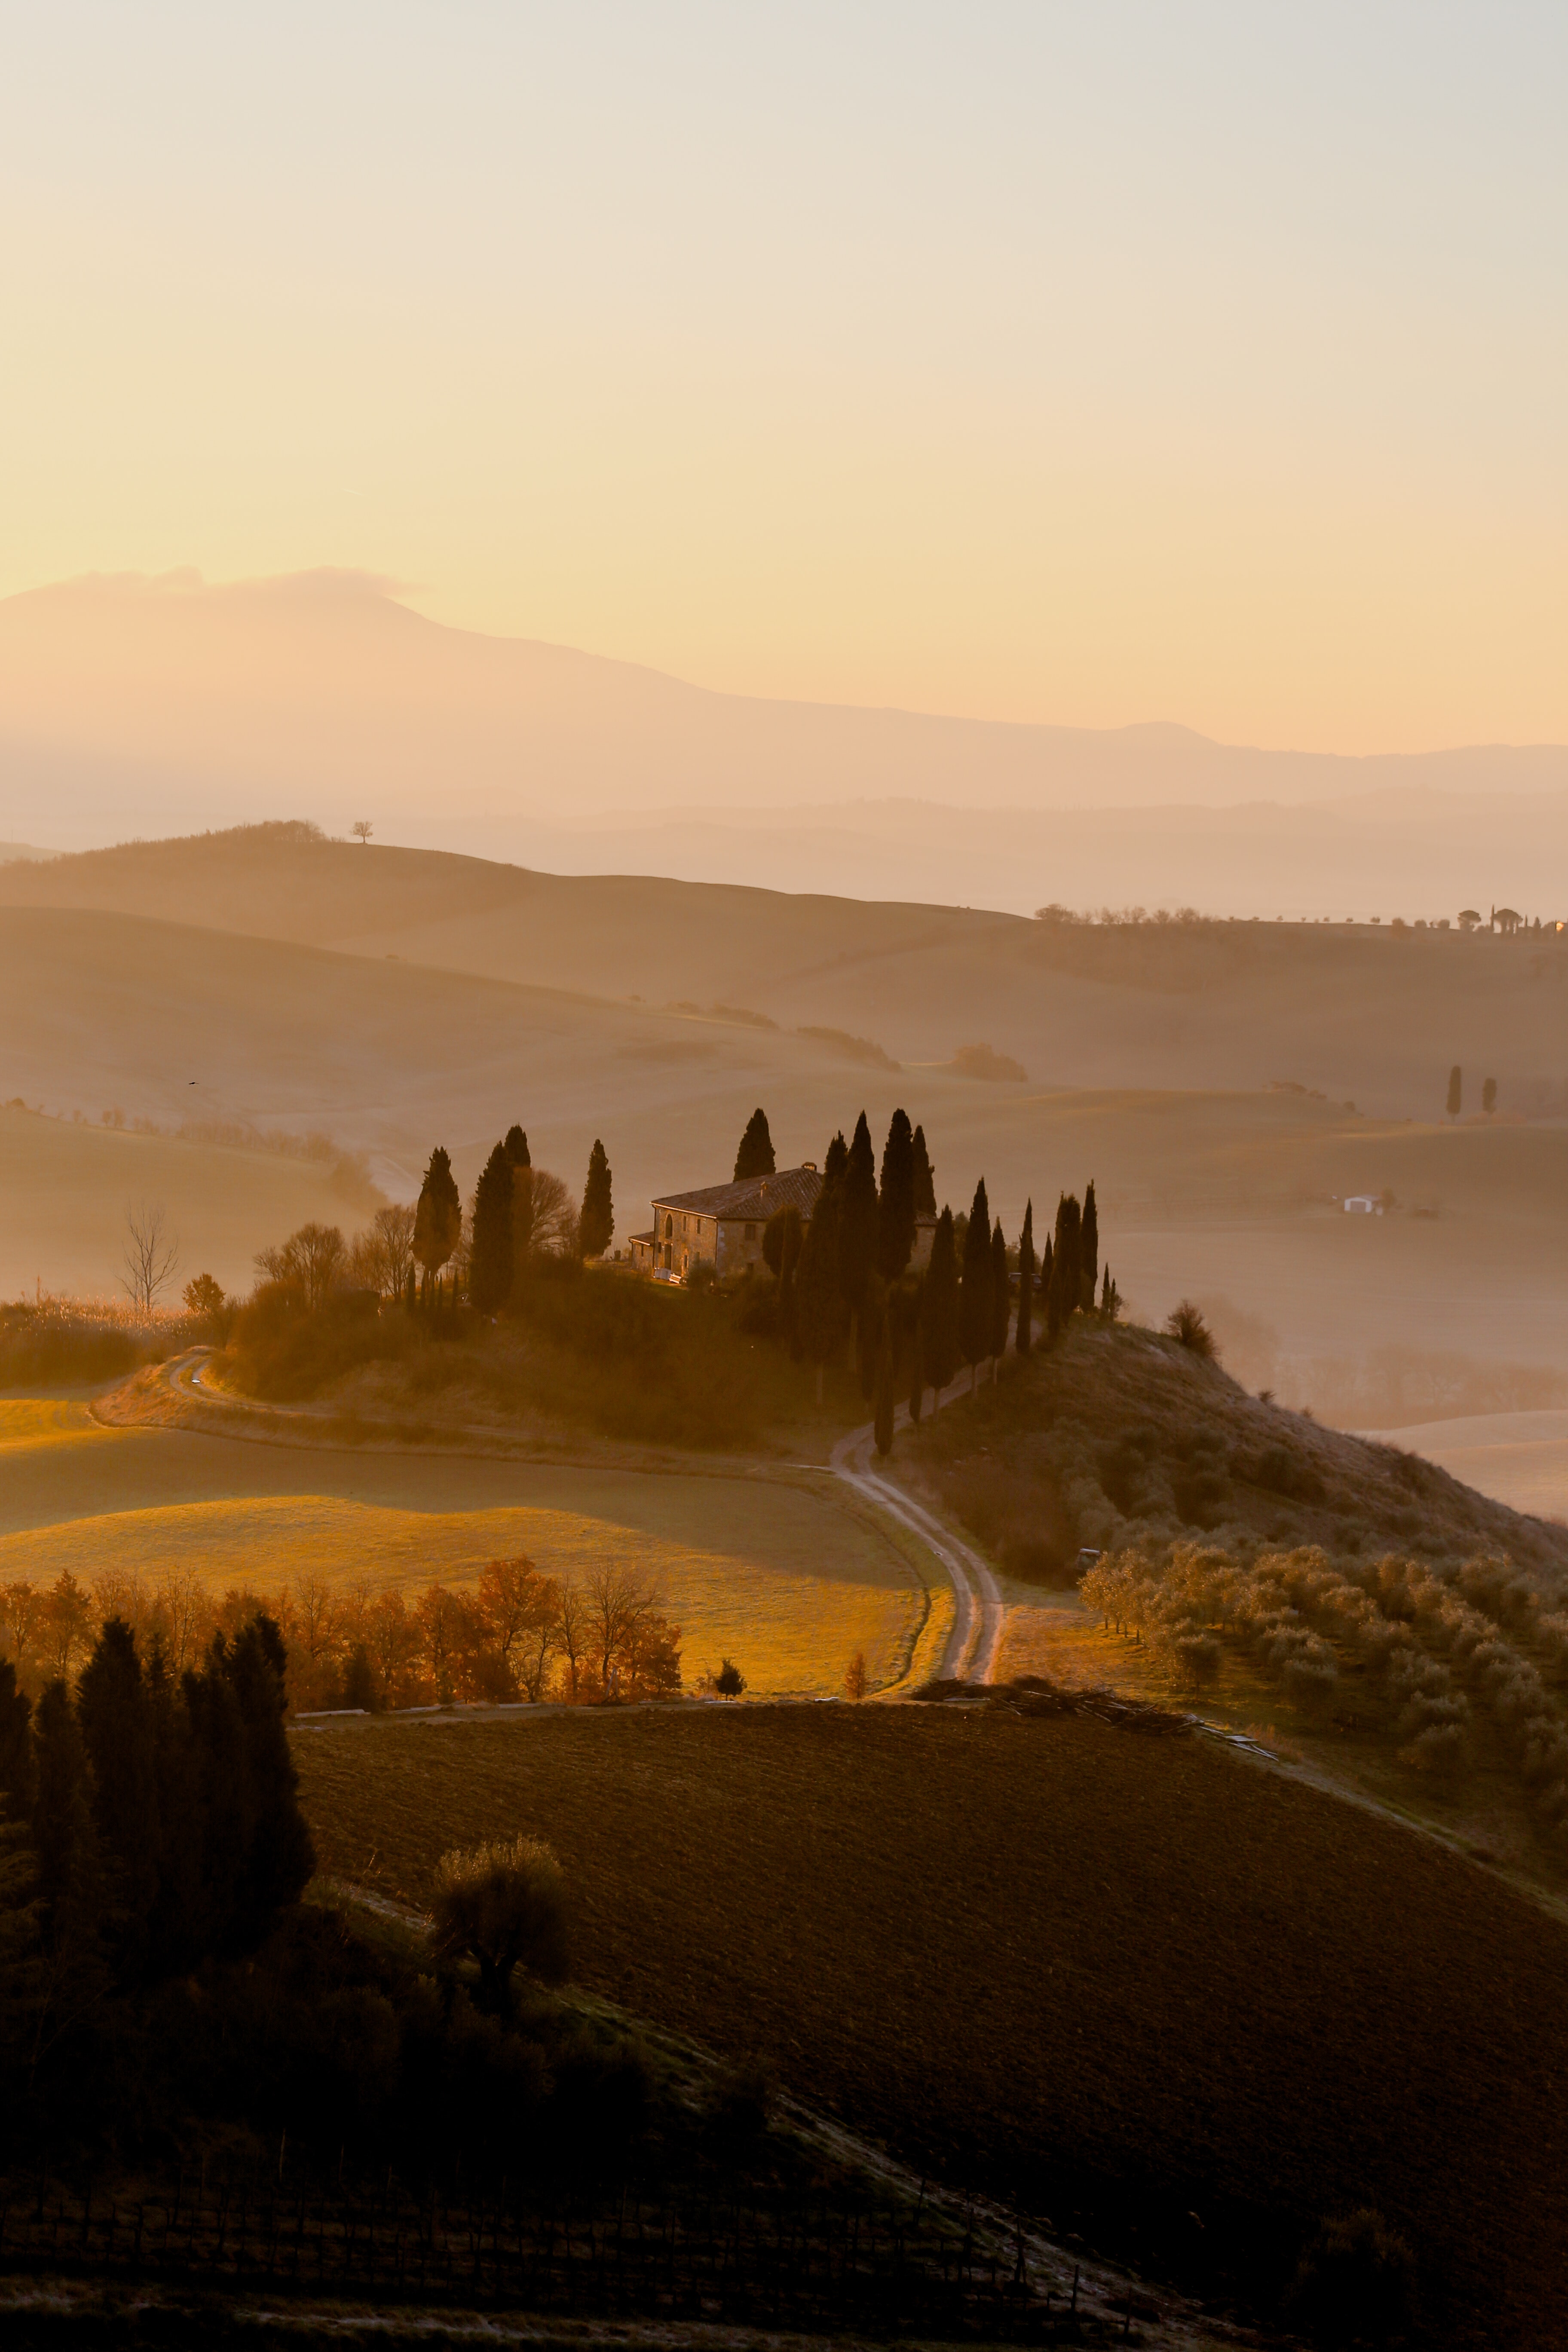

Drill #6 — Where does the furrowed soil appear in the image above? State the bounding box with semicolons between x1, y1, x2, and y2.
296;1704;1568;2349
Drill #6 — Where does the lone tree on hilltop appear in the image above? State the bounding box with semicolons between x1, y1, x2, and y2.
733;1109;776;1181
350;820;373;845
1016;1200;1035;1356
1482;1076;1498;1116
468;1143;514;1313
579;1139;614;1259
1166;1299;1216;1358
430;1835;568;2013
414;1147;462;1308
911;1125;936;1218
1446;1065;1463;1119
877;1109;916;1279
990;1218;1010;1366
1081;1180;1099;1310
959;1178;993;1388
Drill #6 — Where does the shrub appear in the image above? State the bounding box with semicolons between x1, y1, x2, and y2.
845;1651;867;1702
430;1835;568;2011
1288;2206;1415;2345
714;1658;746;1697
1165;1301;1216;1358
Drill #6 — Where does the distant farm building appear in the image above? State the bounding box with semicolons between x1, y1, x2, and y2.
629;1163;937;1280
1342;1195;1382;1216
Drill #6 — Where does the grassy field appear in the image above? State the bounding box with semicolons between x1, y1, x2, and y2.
295;1703;1568;2347
0;1387;934;1699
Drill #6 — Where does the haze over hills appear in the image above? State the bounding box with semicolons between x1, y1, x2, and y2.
4;573;1568;915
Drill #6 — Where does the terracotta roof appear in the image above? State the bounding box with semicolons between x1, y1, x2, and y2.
652;1166;823;1221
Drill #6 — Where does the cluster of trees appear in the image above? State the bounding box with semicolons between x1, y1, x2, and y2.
0;1610;314;2081
739;1106;1113;1454
1445;1068;1499;1120
190;1126;617;1342
1082;1537;1568;1834
0;1560;681;1714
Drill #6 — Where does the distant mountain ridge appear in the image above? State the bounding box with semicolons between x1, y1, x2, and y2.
2;570;1565;858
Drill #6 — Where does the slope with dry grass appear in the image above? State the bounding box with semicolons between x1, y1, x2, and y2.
295;1703;1568;2347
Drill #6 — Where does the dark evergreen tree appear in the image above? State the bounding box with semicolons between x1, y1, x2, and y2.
821;1130;849;1190
1049;1192;1081;1335
840;1112;879;1326
30;1681;107;2023
1100;1263;1121;1320
777;1206;804;1355
907;1288;925;1424
579;1139;614;1259
990;1219;1010;1363
1043;1232;1057;1339
217;1617;315;1953
911;1124;936;1217
733;1108;776;1181
146;1641;202;1976
77;1619;160;1981
1016;1199;1035;1357
0;1661;34;1820
414;1146;462;1308
503;1126;530;1167
877;1109;917;1279
873;1325;896;1456
468;1142;514;1312
920;1209;961;1393
1446;1065;1462;1118
1081;1180;1099;1310
795;1182;847;1403
857;1275;886;1399
959;1178;993;1384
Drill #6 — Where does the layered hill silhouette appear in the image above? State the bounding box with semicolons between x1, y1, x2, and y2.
5;574;1568;894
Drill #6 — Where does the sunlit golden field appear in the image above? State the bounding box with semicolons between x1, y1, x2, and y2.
0;1390;935;1698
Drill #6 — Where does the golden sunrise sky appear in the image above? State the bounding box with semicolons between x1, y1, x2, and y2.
2;3;1564;753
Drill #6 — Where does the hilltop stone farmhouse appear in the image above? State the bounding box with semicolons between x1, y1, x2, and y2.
629;1163;937;1280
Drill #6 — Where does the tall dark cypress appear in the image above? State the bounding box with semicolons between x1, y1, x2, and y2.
877;1109;917;1279
1016;1199;1035;1357
857;1276;886;1400
579;1139;614;1259
30;1682;105;2009
795;1180;848;1403
821;1130;849;1190
911;1125;936;1218
873;1326;896;1457
468;1142;515;1313
733;1109;776;1180
840;1113;880;1326
506;1127;535;1273
1081;1180;1099;1311
1050;1192;1081;1334
0;1660;34;1819
225;1617;315;1950
1043;1232;1057;1340
777;1206;804;1355
920;1209;961;1395
990;1219;1010;1363
959;1178;993;1384
77;1619;160;1980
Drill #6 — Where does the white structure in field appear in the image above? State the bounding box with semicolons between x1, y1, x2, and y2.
1342;1195;1382;1215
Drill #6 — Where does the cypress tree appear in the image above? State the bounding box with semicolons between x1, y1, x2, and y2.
877;1109;917;1279
1081;1180;1099;1311
959;1178;993;1385
1049;1193;1081;1334
911;1125;936;1218
31;1681;106;2009
1016;1199;1035;1357
579;1139;614;1259
1043;1232;1057;1339
1446;1065;1462;1118
873;1325;896;1456
908;1289;925;1424
468;1142;515;1312
821;1129;849;1190
414;1147;462;1308
224;1616;315;1948
840;1112;879;1326
795;1182;848;1403
777;1207;804;1354
990;1219;1010;1365
146;1641;202;1976
504;1126;530;1167
507;1125;535;1272
0;1661;34;1819
920;1209;961;1395
857;1275;886;1399
733;1108;776;1180
77;1619;160;1980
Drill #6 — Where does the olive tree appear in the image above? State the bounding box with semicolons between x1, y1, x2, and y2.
430;1835;568;2011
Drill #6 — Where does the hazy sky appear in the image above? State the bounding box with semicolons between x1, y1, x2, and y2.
3;3;1564;752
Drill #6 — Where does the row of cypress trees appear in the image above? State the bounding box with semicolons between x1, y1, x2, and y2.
423;1126;616;1316
0;1615;315;2087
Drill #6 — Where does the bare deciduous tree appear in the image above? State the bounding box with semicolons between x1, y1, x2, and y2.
556;1577;588;1700
585;1563;661;1698
350;1202;416;1299
351;820;373;845
121;1200;180;1314
526;1169;579;1260
255;1221;346;1308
